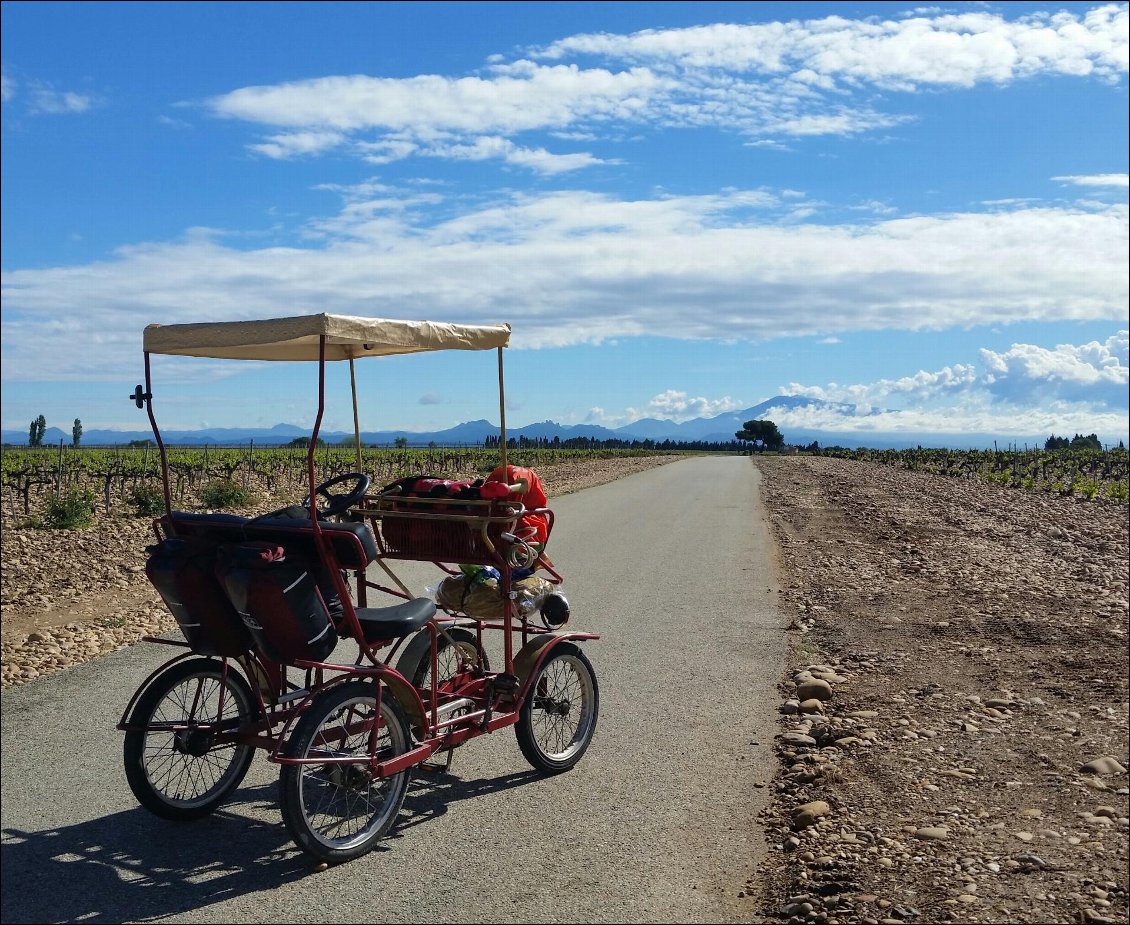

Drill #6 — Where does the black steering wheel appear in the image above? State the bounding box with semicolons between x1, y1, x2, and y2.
303;472;371;518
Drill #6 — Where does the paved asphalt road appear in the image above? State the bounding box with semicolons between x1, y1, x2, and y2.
1;455;786;924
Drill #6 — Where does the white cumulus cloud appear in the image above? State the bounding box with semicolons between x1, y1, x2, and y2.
772;330;1129;440
1;192;1126;381
637;390;745;420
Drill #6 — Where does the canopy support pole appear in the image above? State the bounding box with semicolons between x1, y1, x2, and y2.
497;346;508;471
143;352;174;519
349;358;363;470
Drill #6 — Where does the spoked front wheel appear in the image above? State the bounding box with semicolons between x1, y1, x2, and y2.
123;657;259;821
279;681;411;864
516;642;599;774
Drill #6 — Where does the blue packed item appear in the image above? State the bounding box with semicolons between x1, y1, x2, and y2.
459;564;501;587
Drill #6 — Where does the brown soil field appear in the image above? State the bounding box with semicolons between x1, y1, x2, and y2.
749;455;1128;925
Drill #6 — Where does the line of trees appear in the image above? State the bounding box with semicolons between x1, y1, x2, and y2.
1045;433;1102;451
14;414;1119;455
482;434;751;452
26;415;83;447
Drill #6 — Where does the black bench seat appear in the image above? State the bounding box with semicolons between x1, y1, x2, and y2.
354;598;437;643
162;511;378;570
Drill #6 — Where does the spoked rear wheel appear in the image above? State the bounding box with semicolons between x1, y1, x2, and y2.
123;657;258;820
516;642;599;774
279;681;411;864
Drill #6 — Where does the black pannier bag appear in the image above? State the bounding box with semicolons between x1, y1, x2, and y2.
214;542;338;665
145;537;253;657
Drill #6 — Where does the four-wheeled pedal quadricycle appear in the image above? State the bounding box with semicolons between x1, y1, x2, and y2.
117;313;600;863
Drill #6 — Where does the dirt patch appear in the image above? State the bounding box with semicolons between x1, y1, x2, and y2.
747;455;1128;925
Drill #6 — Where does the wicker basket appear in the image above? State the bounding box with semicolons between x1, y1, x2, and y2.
364;494;523;565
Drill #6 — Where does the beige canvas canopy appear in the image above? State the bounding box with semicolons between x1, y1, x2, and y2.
141;312;516;482
144;313;511;361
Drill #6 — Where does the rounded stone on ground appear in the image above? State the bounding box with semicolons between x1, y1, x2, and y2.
797;678;834;702
914;826;950;840
792;800;832;830
1080;757;1127;776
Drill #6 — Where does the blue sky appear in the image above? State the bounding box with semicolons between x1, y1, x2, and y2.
2;1;1127;444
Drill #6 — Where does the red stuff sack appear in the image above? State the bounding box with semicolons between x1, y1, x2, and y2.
485;465;550;546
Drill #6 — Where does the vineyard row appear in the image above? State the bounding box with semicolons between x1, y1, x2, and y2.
815;446;1129;502
0;444;671;515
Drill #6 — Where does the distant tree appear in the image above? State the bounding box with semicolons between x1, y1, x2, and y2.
286;436;324;448
128;439;155;448
735;419;784;452
394;436;409;448
72;418;83;447
1044;435;1070;451
28;415;46;447
1069;433;1102;451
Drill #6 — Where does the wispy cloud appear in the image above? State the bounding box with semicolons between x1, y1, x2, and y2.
533;6;1128;86
250;130;346;159
208;65;661;168
2;66;100;115
202;5;1128;168
26;80;96;115
1053;172;1130;187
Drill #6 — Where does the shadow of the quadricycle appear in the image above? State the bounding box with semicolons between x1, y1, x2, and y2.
0;767;544;924
0;779;299;925
399;766;544;833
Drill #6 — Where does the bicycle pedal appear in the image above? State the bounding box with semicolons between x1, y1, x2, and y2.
418;749;453;774
492;672;520;708
492;672;519;693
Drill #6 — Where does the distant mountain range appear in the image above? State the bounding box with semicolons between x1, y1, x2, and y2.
0;396;1074;451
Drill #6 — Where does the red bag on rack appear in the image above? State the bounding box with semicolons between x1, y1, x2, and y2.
485;465;549;546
